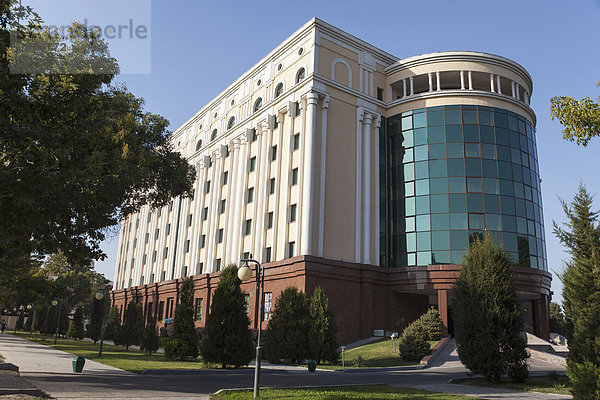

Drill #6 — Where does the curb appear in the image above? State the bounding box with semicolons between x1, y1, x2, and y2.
213;382;388;395
420;336;451;367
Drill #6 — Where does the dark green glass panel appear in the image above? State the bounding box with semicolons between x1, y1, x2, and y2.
512;164;523;182
467;193;484;212
405;197;415;216
516;217;527;234
450;213;468;229
450;230;469;250
486;213;501;230
465;159;482;177
446;143;464;158
414;127;427;146
446;125;462;142
427;110;444;126
415;161;429;179
485;194;500;213
413;112;427;128
430;159;447;178
432;231;451;251
448;159;465;176
402;116;413;131
468;214;484;229
465;143;480;158
463;125;479;142
502;215;517;232
481;143;496;159
431;194;449;213
495;128;509;146
462;109;477;124
479;110;493;126
404;163;414;181
405;217;415;232
432;251;451;264
416;231;431;251
416;214;430;231
414;145;428;161
417;252;432;266
497;145;511;161
430;178;448;194
448;177;466;193
445;109;461;124
499;179;514;196
428;126;445;143
494;111;508;128
526;201;534;219
483;178;499;194
480;126;495;143
431;213;450;230
415;195;430;214
510;131;521;149
451;250;466;264
407;232;416;252
514;182;524;198
515;198;526;217
402;130;414;148
416;179;429;196
482;159;498;178
508;115;518;132
498;161;512;179
449;193;467;212
467;177;482;192
429;143;446;159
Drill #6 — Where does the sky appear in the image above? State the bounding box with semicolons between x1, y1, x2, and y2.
27;0;600;304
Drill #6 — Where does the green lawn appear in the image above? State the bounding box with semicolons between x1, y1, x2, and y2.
13;331;207;373
455;376;571;395
213;384;472;399
315;338;437;369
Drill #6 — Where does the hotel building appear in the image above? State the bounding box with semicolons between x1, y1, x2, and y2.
111;18;551;343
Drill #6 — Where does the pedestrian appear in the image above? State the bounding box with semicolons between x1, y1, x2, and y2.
1;320;6;333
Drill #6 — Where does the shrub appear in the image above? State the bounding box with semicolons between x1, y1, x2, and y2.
140;316;159;355
353;355;365;367
105;306;121;343
418;307;445;341
67;306;85;340
397;319;430;362
120;302;143;351
165;277;199;360
308;287;339;364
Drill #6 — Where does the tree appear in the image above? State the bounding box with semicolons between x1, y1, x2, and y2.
452;233;529;383
105;306;122;344
418;307;445;341
307;287;338;364
140;315;159;355
67;306;84;340
550;81;600;147
264;287;311;364
165;277;199;360
0;1;195;265
398;319;431;362
553;183;600;399
15;312;24;330
89;295;106;344
120;302;143;351
199;265;253;368
549;302;567;337
23;310;33;332
33;304;48;334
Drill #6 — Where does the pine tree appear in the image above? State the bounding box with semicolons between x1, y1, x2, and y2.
15;312;24;330
554;183;600;399
452;233;528;382
34;304;48;334
120;302;143;351
264;287;311;364
105;306;121;344
67;306;85;340
199;265;254;367
418;307;445;341
140;315;159;355
89;295;106;344
398;319;431;361
165;277;199;360
549;302;567;336
307;287;339;364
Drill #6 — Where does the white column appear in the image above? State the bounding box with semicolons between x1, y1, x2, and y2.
362;113;373;264
300;92;319;256
231;138;248;264
468;71;473;90
373;115;381;266
189;164;206;275
490;74;495;92
204;152;221;272
460;71;465;90
225;140;240;264
428;72;433;92
369;71;374;97
436;71;441;91
402;78;407;98
355;108;363;262
253;123;270;261
359;67;363;93
511;81;516;97
318;94;329;257
222;142;236;265
515;83;520;100
524;92;529;104
496;75;502;94
388;84;393;102
409;76;414;96
274;109;293;260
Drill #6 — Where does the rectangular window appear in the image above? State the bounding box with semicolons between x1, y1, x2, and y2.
263;292;272;321
222;171;228;185
290;204;297;222
244;294;250;314
166;223;171;235
152;250;157;262
377;87;384;101
219;199;226;214
249;156;256;172
215;258;222;270
168;201;173;212
288;241;296;257
291;168;299;185
202;207;208;220
150;273;154;284
243;251;251;260
244;219;252;235
217;228;224;243
182;265;188;277
247;187;254;203
266;211;273;229
196;262;203;275
265;247;272;263
155;228;159;240
292;133;300;151
187;213;193;227
271;145;277;161
200;234;206;248
135;218;139;229
147;302;153;318
158;301;164;320
161;270;166;281
163;247;168;259
133;238;137;248
184;239;190;253
194;298;203;321
145;232;149;243
167;297;174;319
140;276;144;285
205;180;211;194
142;254;147;265
268;178;276;195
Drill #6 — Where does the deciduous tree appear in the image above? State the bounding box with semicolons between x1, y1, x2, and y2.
550;81;600;146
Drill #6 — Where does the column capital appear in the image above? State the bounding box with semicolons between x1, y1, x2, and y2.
304;91;319;105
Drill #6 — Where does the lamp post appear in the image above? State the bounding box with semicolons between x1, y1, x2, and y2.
27;304;33;337
95;290;110;357
51;299;62;345
237;256;264;399
12;307;17;334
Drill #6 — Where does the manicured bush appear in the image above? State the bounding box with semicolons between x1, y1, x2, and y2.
165;277;199;360
140;315;160;355
418;307;445;341
105;306;121;343
67;306;85;340
397;319;430;362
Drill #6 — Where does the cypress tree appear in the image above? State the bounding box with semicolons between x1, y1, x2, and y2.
554;184;600;399
67;306;85;340
120;302;143;351
165;277;199;360
200;264;253;367
307;287;339;364
89;295;105;344
34;304;48;334
23;310;34;332
15;312;24;330
105;306;121;344
264;287;311;363
452;233;528;382
140;315;160;355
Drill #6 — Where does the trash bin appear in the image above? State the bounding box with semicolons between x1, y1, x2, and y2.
72;356;85;373
307;359;316;372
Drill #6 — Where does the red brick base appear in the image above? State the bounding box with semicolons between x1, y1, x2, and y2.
110;255;552;344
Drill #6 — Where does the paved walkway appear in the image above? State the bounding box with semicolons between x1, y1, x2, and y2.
0;333;570;399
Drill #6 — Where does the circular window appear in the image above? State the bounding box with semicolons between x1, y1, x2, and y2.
257;79;262;86
211;129;217;140
277;63;283;71
298;47;303;55
253;97;263;113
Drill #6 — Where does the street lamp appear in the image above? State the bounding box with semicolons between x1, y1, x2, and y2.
51;299;62;345
238;255;264;399
95;290;110;357
27;304;33;337
13;307;20;334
